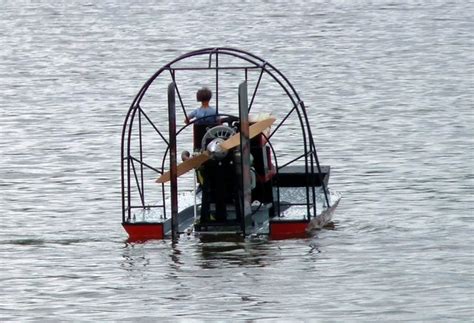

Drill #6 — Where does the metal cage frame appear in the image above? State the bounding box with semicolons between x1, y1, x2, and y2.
121;47;330;224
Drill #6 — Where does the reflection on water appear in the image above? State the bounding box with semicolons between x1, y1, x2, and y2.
122;229;335;271
122;237;271;271
198;241;269;269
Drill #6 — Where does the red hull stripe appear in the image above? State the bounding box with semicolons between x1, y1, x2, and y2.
270;220;309;240
123;223;164;240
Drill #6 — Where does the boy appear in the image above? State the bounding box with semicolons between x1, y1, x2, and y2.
184;87;218;125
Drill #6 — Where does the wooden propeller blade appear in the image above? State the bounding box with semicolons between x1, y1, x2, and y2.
156;151;209;183
156;118;275;184
219;117;276;151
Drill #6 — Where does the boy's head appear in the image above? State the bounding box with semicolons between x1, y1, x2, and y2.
196;87;212;102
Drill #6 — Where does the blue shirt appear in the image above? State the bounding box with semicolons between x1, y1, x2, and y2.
188;106;217;125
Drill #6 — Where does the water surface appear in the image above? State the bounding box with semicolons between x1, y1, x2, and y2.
0;1;472;321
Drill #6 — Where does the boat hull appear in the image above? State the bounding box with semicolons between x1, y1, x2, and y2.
123;197;340;241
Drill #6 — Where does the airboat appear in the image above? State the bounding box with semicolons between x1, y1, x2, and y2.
121;48;340;241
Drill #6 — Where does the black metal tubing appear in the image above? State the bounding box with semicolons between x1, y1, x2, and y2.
129;205;164;209
218;53;313;218
278;151;313;170
238;81;251;235
170;66;260;71
260;133;280;218
169;69;188;120
215;51;219;113
129;156;162;174
267;104;297;141
228;46;329;212
121;47;332;224
138;108;145;205
123;48;306;217
168;82;179;239
301;102;330;208
248;67;265;113
139;107;169;145
130;157;145;207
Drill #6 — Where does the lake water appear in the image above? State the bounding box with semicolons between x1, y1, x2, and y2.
1;1;473;321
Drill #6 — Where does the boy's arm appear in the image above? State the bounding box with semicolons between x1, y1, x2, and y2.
185;109;196;124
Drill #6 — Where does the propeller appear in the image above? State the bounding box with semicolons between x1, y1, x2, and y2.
156;117;276;184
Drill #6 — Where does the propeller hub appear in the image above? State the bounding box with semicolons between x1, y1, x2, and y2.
207;138;227;160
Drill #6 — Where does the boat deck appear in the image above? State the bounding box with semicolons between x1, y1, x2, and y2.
125;189;341;237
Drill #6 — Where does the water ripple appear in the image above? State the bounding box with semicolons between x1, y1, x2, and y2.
0;0;472;321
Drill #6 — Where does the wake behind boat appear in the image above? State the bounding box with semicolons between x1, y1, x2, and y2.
121;48;341;241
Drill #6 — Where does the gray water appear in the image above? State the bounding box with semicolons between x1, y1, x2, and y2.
1;1;473;321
